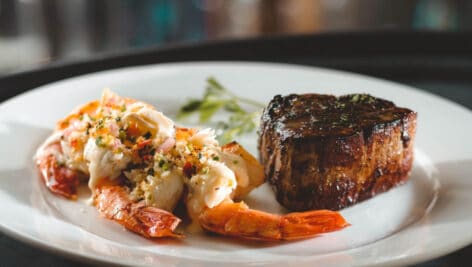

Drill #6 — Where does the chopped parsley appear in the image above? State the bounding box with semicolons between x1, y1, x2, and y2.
95;136;106;147
88;114;96;122
350;94;360;103
187;143;194;152
85;123;92;135
149;148;156;155
350;94;375;104
158;159;169;171
118;129;127;142
96;119;105;129
128;135;136;143
143;131;152;139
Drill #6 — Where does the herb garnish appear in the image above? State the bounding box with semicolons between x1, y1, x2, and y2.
95;136;106;147
158;159;169;171
177;77;265;143
96;119;105;129
118;129;127;142
143;131;152;139
350;94;375;104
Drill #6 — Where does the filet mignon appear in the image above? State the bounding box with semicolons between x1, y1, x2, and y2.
258;93;417;211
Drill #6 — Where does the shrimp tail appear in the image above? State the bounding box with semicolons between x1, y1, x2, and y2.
94;185;183;238
36;143;80;199
199;202;348;241
281;209;349;240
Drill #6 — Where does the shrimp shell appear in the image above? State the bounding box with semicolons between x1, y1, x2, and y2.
199;202;348;241
94;185;183;238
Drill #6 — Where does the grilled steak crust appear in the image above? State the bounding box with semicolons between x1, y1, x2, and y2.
259;94;417;211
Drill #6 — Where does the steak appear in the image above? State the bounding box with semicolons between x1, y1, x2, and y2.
258;93;417;211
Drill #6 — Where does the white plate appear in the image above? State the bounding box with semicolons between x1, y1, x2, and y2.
0;62;471;267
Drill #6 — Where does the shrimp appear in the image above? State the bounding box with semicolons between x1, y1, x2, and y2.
199;202;348;241
36;140;184;238
186;142;349;241
37;142;184;238
94;181;182;238
36;141;83;199
35;99;102;199
36;89;184;238
220;141;265;199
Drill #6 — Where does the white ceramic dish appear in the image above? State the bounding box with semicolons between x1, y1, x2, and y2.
0;62;471;267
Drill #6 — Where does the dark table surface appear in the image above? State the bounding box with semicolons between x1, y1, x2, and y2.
0;32;471;266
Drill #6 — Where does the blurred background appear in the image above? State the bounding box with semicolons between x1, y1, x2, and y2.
0;0;469;75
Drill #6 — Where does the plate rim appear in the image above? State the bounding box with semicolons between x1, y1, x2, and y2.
1;60;471;114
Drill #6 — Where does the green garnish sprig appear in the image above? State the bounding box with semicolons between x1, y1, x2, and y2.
177;77;265;144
